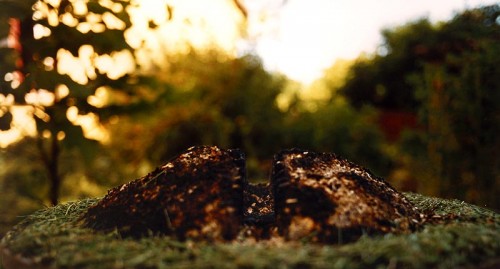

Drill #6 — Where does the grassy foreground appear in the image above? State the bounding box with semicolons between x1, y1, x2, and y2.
1;193;499;269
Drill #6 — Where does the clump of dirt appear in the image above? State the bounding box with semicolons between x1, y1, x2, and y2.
80;146;422;243
80;146;246;241
271;149;422;243
243;182;275;239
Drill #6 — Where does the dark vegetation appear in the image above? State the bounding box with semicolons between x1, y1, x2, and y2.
341;6;500;208
0;0;498;251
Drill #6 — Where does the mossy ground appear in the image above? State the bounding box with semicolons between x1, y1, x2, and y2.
1;193;499;269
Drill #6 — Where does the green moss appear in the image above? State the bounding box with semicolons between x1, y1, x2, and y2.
1;193;499;269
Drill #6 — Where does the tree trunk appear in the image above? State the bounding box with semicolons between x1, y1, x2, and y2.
48;134;61;206
37;132;61;206
18;15;63;206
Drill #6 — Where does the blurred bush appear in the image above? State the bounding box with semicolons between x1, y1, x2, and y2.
338;5;499;209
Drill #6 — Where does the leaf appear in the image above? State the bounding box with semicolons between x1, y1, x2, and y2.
0;110;13;130
148;20;158;29
86;1;111;14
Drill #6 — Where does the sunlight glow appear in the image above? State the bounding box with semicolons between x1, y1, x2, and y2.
43;57;55;71
0;103;37;148
55;84;70;100
127;0;245;69
34;107;50;123
57;45;135;85
57;48;89;84
33;24;51;39
1;0;133;147
67;106;110;143
57;131;66;141
95;50;135;79
72;0;89;16
98;0;124;13
61;12;79;27
102;12;126;30
252;0;499;83
0;94;14;106
25;89;55;107
5;72;22;89
87;86;109;108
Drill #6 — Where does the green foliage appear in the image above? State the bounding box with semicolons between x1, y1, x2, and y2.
282;98;391;176
340;19;437;110
402;6;500;209
0;110;12;130
341;5;500;112
337;5;500;209
401;39;500;208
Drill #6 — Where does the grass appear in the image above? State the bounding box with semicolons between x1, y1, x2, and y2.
1;193;499;269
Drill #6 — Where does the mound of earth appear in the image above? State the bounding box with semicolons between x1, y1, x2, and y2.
80;146;421;243
81;146;246;240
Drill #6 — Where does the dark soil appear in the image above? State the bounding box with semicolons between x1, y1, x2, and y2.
81;146;422;243
81;146;246;241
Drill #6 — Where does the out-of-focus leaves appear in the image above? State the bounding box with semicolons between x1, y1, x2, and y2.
148;20;158;29
89;30;133;53
0;0;37;19
0;0;141;205
338;4;500;209
0;110;13;130
61;121;99;164
340;19;435;111
86;1;112;14
166;5;173;20
340;5;499;113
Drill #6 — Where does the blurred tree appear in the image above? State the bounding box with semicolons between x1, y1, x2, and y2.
0;0;155;205
282;97;391;177
338;5;499;208
301;59;391;176
401;5;500;208
340;19;436;111
341;5;499;113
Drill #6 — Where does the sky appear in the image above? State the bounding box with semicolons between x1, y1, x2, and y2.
246;0;499;83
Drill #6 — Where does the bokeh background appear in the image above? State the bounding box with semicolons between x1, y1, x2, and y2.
1;0;498;237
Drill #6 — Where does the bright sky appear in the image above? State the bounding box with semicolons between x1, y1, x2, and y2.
248;0;499;83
